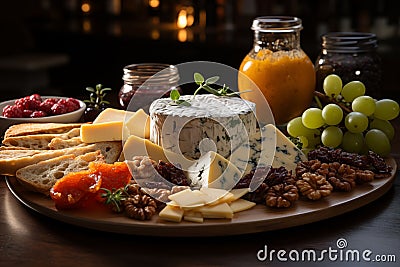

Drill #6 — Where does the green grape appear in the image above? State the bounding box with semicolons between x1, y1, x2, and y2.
344;112;369;133
323;74;342;97
321;126;343;148
297;135;309;148
352;96;376;116
365;129;391;156
287;117;315;137
374;99;400;120
322;104;343;125
370;118;395;140
341;81;366;102
302;108;324;129
341;131;364;153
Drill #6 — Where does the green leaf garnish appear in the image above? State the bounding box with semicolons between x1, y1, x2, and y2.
170;89;180;101
194;72;204;85
205;76;219;85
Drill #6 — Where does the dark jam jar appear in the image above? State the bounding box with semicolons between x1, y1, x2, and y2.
315;32;382;98
119;63;180;111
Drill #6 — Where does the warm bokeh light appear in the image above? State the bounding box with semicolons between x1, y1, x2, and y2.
187;15;194;27
83;19;92;33
178;29;187;42
151;29;160;40
177;10;188;29
149;0;159;8
81;3;91;13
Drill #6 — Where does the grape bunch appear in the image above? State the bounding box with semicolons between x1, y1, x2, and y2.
287;74;399;156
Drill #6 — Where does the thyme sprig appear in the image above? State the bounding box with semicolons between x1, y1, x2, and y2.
169;72;251;106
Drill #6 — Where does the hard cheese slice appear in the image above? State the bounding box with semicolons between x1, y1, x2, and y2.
229;199;256;213
122;134;193;169
125;109;150;139
187;151;242;190
80;121;123;143
158;205;184;222
93;108;135;124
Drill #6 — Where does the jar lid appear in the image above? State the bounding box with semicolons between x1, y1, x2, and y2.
322;32;378;53
251;16;303;33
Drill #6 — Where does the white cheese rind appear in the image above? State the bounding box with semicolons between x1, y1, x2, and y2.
149;94;257;159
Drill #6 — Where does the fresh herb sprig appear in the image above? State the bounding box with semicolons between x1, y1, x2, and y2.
169;72;250;106
170;89;191;106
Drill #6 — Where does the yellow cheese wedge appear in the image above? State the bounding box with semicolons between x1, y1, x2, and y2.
183;211;204;223
229;199;256;213
158;205;184;222
229;188;250;202
80;121;123;143
93;108;135;124
199;187;230;205
168;189;205;208
125;109;150;139
195;202;233;219
122;134;193;169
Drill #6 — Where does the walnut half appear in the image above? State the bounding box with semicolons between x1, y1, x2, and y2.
266;184;299;208
296;173;333;200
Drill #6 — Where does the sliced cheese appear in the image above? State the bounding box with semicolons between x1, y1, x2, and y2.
122;134;193;169
93;108;135;124
195;202;233;219
229;199;256;213
188;151;242;190
229;188;250;202
158;205;184;222
80;121;123;143
125;109;150;139
168;189;205;208
183;211;204;223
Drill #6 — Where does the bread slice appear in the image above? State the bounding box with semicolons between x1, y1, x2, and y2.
2;128;82;150
4;123;83;138
2;133;62;149
15;151;105;195
48;136;84;150
92;141;122;163
0;144;102;176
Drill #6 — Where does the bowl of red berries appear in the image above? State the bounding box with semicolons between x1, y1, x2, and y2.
0;94;86;127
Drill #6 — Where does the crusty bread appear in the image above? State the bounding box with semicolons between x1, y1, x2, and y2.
0;144;103;176
48;136;84;150
0;146;30;150
92;141;122;163
15;151;105;195
4;123;84;138
2;128;82;150
2;134;62;149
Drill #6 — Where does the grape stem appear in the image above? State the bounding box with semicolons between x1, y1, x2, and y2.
314;91;352;114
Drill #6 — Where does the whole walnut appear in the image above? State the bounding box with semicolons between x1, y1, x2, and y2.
296;173;333;200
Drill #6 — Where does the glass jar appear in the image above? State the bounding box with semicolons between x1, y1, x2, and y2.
119;63;180;111
238;16;316;125
315;32;381;98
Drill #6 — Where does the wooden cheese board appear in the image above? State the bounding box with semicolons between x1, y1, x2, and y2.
5;157;397;237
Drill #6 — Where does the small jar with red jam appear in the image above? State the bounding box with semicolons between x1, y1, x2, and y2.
119;63;180;111
315;32;382;98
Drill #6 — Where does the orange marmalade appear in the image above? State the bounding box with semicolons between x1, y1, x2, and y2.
239;49;315;125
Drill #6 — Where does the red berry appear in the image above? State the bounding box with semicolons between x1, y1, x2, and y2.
22;109;34;117
2;105;23;118
30;110;47;118
65;98;80;112
40;98;57;113
30;94;42;102
51;103;68;115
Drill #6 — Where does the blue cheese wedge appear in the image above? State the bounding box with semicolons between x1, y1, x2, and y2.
149;94;257;159
187;151;242;190
233;124;307;175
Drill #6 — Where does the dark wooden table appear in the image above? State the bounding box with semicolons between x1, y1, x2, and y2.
1;127;399;267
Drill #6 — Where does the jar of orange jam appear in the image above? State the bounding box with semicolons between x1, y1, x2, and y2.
238;16;315;125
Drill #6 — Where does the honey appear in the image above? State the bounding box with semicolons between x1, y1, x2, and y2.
238;16;315;125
